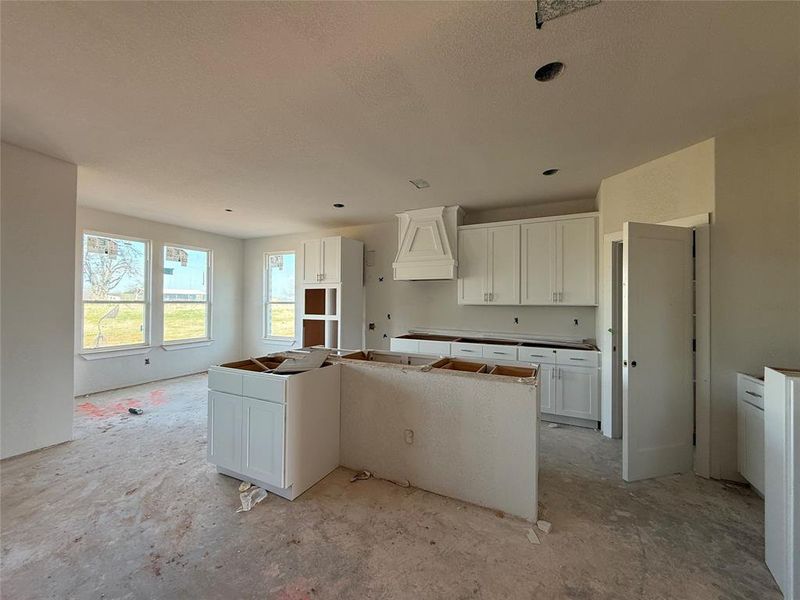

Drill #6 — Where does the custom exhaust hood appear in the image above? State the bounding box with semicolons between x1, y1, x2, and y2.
392;206;463;280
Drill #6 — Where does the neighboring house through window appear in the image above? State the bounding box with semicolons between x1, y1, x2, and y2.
163;244;211;342
82;232;149;350
264;251;295;339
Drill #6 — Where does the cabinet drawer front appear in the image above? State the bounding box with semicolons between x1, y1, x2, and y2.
451;342;483;357
556;349;599;368
242;374;286;403
418;340;451;355
482;344;518;360
390;338;420;354
518;347;557;364
737;375;764;410
208;369;243;395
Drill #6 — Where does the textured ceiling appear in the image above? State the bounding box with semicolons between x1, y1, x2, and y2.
2;1;798;238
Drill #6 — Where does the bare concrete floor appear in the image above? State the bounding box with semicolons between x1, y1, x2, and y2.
1;374;778;599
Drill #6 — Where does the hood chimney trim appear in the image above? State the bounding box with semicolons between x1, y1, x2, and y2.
392;206;463;281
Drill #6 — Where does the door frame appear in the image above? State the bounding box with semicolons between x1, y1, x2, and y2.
600;213;711;479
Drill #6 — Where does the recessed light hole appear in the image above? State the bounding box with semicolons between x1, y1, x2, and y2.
225;208;233;212
534;61;564;82
542;168;559;176
333;203;345;208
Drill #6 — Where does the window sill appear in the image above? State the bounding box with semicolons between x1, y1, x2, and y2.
262;337;297;346
80;346;153;360
161;339;214;351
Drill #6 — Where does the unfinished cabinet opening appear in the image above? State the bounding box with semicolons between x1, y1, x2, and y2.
433;359;488;373
325;320;339;349
302;319;325;347
490;365;535;378
325;288;338;316
304;288;325;316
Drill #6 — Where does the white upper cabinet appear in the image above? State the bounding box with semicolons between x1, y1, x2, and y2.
458;225;519;305
302;236;342;284
460;213;597;306
557;217;597;305
457;228;488;304
487;225;520;305
521;221;557;305
320;237;341;284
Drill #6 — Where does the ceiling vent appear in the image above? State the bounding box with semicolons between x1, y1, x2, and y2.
393;206;463;281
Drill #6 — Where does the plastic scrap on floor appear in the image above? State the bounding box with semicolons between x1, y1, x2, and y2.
238;481;252;493
526;528;541;544
128;407;144;415
350;470;410;488
237;487;268;513
537;520;552;534
547;423;559;429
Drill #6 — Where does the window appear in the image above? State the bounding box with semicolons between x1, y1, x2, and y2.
82;233;149;350
264;252;295;339
163;245;211;343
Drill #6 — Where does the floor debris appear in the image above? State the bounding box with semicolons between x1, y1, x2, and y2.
537;520;552;534
615;510;632;518
547;423;559;429
237;487;268;512
238;481;252;493
350;470;410;488
128;407;144;415
526;528;541;544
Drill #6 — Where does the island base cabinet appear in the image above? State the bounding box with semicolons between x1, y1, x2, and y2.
242;397;285;488
738;398;765;495
208;391;242;473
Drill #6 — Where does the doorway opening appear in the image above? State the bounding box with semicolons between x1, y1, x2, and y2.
602;215;711;480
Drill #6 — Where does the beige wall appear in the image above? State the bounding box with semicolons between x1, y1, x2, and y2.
1;143;77;458
243;200;598;357
596;121;800;480
75;208;244;396
598;139;715;236
710;114;800;479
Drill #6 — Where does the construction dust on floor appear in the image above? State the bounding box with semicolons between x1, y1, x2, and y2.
0;374;779;599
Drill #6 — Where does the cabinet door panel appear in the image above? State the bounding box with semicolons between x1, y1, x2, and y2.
556;366;598;420
241;397;285;488
738;400;748;480
458;228;488;304
321;237;341;283
521;222;556;305
302;239;321;284
745;403;765;494
557;217;597;305
208;391;242;471
538;364;556;414
487;225;520;304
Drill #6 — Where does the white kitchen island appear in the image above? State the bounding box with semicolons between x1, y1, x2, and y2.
207;351;539;521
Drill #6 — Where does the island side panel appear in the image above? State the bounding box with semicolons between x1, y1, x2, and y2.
340;362;538;521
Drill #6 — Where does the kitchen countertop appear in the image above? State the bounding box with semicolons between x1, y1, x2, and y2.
401;328;599;351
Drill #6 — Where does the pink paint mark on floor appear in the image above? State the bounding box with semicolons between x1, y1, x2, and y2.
77;399;142;419
275;578;313;600
148;390;168;406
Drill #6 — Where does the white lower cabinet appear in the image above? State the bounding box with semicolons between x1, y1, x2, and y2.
389;338;420;354
737;373;764;495
208;391;242;472
538;364;556;413
556;365;598;420
418;340;451;355
241;397;285;488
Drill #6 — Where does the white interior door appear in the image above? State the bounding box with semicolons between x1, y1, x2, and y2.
622;222;693;482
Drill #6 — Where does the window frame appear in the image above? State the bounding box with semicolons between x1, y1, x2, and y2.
162;242;213;345
263;250;296;342
80;230;152;353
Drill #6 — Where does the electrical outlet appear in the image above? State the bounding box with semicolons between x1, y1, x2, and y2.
404;429;414;445
574;318;579;326
144;358;150;365
368;322;375;330
514;317;519;324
